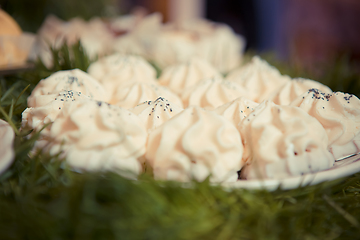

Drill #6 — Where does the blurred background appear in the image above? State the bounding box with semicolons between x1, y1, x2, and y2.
1;0;360;75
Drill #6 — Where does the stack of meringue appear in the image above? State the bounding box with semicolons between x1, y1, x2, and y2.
21;49;360;183
31;13;246;73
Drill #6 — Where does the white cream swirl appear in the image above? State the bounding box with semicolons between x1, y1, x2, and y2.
28;69;109;107
181;77;250;110
226;56;290;102
112;82;183;109
268;78;332;105
158;57;221;95
44;99;147;176
213;97;259;127
239;101;334;179
130;97;183;133
146;106;244;182
290;90;360;159
0;119;15;175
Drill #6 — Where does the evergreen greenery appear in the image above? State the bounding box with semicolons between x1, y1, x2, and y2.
1;43;360;239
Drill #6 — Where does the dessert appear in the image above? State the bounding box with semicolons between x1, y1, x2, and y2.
44;99;147;176
268;78;332;105
130;97;183;133
181;77;250;110
0;119;15;175
226;56;290;102
87;54;157;96
32;15;114;68
27;69;109;108
112;13;162;57
0;9;35;66
213;97;259;128
158;57;221;95
111;82;183;109
239;101;335;179
291;89;360;159
146;106;244;182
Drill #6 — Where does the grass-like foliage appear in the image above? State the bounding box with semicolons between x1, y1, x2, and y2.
1;44;360;239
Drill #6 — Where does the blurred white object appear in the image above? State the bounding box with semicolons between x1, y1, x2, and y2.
0;119;15;175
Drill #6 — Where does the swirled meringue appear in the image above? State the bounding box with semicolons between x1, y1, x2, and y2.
112;82;183;109
44;99;147;176
290;89;360;159
268;78;332;105
226;56;290;102
22;90;90;135
28;69;109;107
0;119;15;175
239;101;335;179
213;97;259;127
158;57;221;95
112;13;162;57
181;77;250;110
31;16;114;68
146;106;244;182
130;97;183;133
162;19;245;73
87;54;157;95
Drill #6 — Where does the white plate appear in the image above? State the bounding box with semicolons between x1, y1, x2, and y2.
222;154;360;191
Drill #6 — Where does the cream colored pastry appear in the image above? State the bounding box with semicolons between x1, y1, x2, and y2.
44;99;147;176
268;78;332;105
22;90;90;134
87;54;157;95
146;106;244;182
181;77;250;110
158;57;221;95
112;13;162;57
290;90;360;159
130;97;183;133
32;15;114;68
163;19;245;73
78;17;114;60
239;100;335;179
149;29;197;69
226;56;290;102
213;97;259;127
195;23;245;73
27;69;109;107
0;119;15;175
0;10;35;66
112;82;183;109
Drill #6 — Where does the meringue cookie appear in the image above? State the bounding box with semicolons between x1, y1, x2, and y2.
149;29;197;69
87;54;157;95
163;19;245;73
239;101;335;179
22;90;90;135
226;56;290;102
195;23;245;73
291;89;360;159
268;78;332;105
87;53;156;81
112;13;162;57
32;16;114;68
28;69;109;107
45;99;147;176
181;77;250;110
130;97;183;133
146;106;244;182
158;57;221;95
112;82;183;109
213;97;259;127
0;119;15;175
